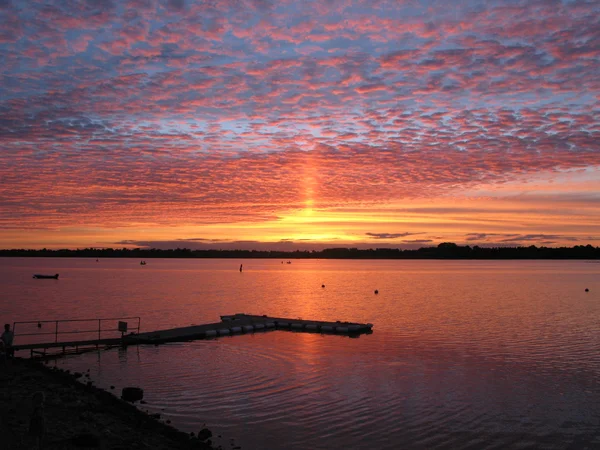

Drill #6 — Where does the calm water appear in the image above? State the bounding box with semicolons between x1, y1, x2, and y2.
2;257;600;449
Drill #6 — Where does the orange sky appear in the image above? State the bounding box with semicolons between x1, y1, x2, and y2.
1;0;599;250
3;168;599;250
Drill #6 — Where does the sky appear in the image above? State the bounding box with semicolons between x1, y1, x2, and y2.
0;0;599;250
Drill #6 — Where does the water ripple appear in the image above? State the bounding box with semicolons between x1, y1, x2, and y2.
40;259;600;450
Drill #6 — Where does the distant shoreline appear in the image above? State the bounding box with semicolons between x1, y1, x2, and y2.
0;243;598;260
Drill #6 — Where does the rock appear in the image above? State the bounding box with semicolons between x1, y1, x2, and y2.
70;432;101;447
73;372;83;379
197;428;212;441
166;420;171;424
110;385;115;390
121;387;144;402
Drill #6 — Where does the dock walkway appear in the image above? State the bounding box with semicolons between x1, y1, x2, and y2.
12;314;373;356
127;313;373;343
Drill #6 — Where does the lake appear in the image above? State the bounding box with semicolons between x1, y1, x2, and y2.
1;257;599;449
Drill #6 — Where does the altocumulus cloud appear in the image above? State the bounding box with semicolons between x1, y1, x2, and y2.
0;0;598;232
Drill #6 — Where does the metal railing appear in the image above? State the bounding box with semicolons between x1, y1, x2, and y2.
12;317;141;344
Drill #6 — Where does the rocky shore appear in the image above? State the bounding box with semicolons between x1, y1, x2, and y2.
0;358;219;449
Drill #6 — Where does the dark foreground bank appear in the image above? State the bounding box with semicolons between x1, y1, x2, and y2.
0;358;219;450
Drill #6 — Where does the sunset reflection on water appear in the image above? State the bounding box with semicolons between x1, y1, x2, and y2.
1;258;599;449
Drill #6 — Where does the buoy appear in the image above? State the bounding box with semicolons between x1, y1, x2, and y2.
321;284;325;288
585;288;589;292
374;289;379;294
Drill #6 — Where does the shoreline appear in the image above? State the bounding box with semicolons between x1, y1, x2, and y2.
1;244;598;260
0;357;219;449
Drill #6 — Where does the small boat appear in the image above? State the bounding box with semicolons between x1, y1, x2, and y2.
140;261;146;265
33;274;59;279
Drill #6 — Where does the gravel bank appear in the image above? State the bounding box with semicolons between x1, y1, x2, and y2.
0;358;219;449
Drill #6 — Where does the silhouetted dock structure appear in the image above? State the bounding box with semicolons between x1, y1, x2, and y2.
12;314;373;357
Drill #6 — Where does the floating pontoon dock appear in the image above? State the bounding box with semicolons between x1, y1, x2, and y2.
126;313;373;344
12;314;373;357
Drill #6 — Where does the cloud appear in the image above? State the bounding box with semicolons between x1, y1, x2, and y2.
465;233;515;242
402;239;433;244
0;0;599;248
166;0;185;11
366;232;422;239
464;233;589;246
113;239;410;251
499;234;580;243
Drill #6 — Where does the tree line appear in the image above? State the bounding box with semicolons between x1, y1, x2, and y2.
0;243;598;259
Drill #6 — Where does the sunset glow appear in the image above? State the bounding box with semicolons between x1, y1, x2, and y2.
1;0;598;250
